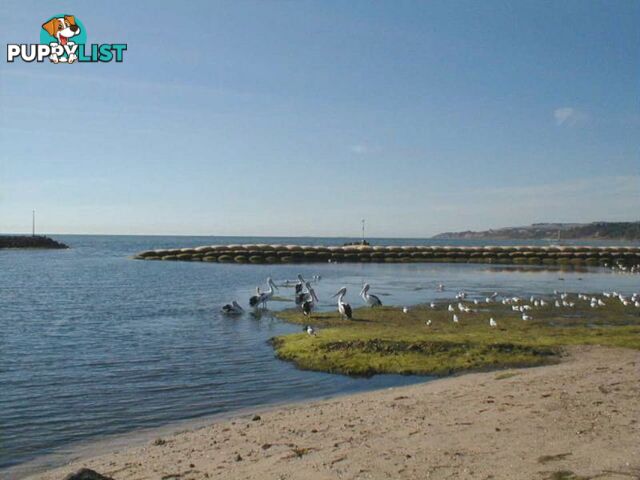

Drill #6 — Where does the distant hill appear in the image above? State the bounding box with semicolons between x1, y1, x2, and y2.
432;222;640;241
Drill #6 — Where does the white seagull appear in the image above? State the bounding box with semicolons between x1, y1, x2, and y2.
489;318;497;327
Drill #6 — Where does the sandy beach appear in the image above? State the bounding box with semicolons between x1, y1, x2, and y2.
26;346;639;480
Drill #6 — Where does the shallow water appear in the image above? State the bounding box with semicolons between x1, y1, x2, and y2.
1;235;638;475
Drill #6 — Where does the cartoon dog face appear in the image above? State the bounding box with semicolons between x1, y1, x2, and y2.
42;16;80;46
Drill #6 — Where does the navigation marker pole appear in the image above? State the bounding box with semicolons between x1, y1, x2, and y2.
32;209;35;237
361;219;365;244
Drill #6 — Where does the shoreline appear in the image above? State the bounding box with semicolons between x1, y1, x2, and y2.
5;375;433;479
18;345;640;480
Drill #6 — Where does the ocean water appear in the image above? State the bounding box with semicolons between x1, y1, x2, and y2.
1;235;639;477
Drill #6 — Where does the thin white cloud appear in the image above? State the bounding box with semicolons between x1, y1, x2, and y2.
350;143;379;155
554;107;589;126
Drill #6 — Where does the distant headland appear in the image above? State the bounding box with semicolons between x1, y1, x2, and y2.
432;222;640;241
0;235;69;249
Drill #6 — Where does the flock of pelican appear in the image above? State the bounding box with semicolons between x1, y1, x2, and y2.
221;275;385;329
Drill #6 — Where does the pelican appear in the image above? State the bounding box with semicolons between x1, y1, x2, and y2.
250;278;278;309
332;287;353;320
301;282;319;317
305;325;316;336
360;283;382;307
295;274;305;295
489;318;497;327
221;301;244;315
249;286;262;308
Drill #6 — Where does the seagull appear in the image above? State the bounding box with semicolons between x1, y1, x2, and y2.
402;307;409;314
429;302;436;309
489;318;497;327
453;314;459;323
360;283;382;307
426;319;432;326
333;287;353;320
522;313;532;321
437;284;445;291
305;325;316;336
448;304;455;312
221;301;244;315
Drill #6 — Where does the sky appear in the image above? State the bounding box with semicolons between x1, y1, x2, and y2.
0;0;638;237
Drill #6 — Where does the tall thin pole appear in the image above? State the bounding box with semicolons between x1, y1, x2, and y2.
361;219;365;244
32;209;35;237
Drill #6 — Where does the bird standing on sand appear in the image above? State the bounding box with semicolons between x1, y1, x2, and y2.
222;301;244;315
360;283;382;307
333;287;353;320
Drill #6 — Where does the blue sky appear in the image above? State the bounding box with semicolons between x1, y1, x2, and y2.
0;0;638;237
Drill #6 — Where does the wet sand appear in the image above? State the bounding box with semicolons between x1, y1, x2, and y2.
27;346;640;480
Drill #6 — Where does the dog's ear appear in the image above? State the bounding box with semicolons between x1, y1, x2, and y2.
64;15;76;26
42;18;58;37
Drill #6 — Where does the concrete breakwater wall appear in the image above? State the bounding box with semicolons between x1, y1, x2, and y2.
134;244;640;266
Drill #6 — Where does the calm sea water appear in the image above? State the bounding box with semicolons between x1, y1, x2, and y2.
2;235;639;477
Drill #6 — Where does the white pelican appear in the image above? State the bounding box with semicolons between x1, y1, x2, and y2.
489;318;497;327
221;301;244;315
360;283;382;307
249;286;262;308
301;282;319;317
305;325;317;336
332;287;353;320
250;277;278;309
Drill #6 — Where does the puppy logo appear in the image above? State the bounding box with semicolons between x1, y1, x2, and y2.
40;15;84;63
6;15;126;63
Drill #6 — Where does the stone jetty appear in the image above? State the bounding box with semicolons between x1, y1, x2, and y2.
134;244;640;266
0;235;68;249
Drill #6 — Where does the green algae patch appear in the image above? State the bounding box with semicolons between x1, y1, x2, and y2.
271;300;640;377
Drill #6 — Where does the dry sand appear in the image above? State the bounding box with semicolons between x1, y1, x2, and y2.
28;346;640;480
